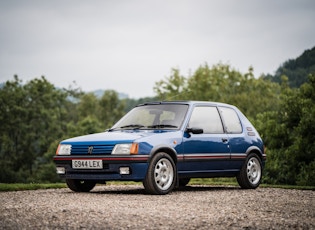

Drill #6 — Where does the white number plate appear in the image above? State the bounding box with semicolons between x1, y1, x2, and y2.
72;160;103;169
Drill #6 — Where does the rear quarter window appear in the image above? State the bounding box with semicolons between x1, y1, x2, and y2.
219;107;242;133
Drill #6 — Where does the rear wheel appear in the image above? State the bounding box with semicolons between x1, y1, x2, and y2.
237;153;262;189
143;152;176;195
66;179;96;192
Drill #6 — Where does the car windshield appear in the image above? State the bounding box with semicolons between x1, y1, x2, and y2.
111;104;189;130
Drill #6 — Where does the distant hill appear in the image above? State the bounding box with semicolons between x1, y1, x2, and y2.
91;89;129;99
264;46;315;87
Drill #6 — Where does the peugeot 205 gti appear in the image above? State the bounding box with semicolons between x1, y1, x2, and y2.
54;101;266;195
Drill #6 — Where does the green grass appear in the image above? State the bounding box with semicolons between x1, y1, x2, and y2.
259;184;315;190
189;178;315;190
0;180;314;192
0;183;66;192
189;178;238;186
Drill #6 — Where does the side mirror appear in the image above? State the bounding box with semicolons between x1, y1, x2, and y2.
186;127;203;134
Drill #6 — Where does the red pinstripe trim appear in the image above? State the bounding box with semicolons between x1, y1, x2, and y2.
185;156;229;159
54;156;149;161
184;154;230;160
182;153;248;161
231;154;247;159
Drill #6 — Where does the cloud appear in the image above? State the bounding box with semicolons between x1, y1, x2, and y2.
1;0;315;98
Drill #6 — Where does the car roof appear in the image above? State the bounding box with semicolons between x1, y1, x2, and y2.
138;100;235;108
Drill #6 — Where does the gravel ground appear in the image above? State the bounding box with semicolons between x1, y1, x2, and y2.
0;184;314;230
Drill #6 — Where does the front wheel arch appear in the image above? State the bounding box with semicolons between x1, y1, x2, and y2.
149;146;178;164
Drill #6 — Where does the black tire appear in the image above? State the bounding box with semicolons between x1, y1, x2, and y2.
179;178;190;187
237;153;262;189
66;179;96;192
143;152;177;195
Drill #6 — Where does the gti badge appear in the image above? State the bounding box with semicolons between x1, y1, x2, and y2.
88;146;93;154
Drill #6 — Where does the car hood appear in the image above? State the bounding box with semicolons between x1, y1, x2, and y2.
61;130;174;145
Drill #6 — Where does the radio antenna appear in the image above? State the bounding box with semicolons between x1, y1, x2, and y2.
162;89;191;101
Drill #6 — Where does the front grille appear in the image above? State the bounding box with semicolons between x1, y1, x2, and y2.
71;145;115;155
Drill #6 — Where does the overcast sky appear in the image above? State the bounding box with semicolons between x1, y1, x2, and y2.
1;0;314;98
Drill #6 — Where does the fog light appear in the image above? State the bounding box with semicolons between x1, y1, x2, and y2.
120;167;130;175
56;167;66;174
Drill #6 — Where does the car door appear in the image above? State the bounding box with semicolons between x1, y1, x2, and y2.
181;106;230;172
218;106;248;169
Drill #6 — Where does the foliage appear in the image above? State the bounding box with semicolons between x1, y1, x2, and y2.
154;63;281;120
0;76;72;182
0;183;66;192
154;68;187;100
264;46;315;88
256;74;315;186
1;48;314;186
98;90;125;129
154;63;315;186
0;76;126;183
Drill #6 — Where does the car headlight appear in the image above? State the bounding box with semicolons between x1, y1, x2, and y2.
112;143;138;155
56;144;72;155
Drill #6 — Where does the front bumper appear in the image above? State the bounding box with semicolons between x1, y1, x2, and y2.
53;155;149;181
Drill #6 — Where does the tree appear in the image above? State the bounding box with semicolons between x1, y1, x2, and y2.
0;76;79;182
98;90;125;129
154;63;315;185
255;74;315;185
154;68;187;100
287;73;315;185
265;46;315;88
0;76;27;182
154;63;281;120
77;93;99;120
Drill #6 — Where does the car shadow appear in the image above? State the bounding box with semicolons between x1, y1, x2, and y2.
175;185;240;192
87;184;240;195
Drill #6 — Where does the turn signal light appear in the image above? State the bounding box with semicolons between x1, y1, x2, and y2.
130;143;139;154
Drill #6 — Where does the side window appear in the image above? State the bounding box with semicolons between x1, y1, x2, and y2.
189;106;224;133
219;107;242;133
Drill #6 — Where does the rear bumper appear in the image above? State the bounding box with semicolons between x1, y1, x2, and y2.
53;155;149;181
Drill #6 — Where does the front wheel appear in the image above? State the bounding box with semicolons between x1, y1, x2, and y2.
66;179;96;192
143;152;176;195
237;153;262;189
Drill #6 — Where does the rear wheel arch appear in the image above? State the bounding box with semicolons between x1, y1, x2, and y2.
246;146;264;161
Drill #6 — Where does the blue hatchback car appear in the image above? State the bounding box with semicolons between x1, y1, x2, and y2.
54;101;266;194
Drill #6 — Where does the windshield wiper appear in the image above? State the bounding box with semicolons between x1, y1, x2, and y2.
119;124;145;129
107;124;145;132
147;124;178;129
109;124;178;131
